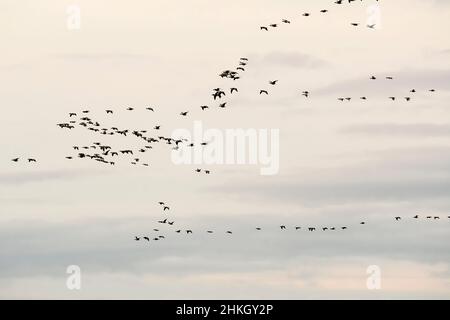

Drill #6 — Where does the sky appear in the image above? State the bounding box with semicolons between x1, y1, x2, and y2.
1;0;450;299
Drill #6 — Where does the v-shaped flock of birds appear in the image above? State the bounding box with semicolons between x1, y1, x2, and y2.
8;0;449;244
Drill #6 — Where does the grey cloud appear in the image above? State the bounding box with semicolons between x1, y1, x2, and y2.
340;123;450;137
255;51;328;69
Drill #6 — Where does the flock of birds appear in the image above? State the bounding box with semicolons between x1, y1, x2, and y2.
134;208;450;243
7;0;449;245
259;0;381;33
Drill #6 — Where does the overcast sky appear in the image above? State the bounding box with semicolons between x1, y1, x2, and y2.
1;0;450;299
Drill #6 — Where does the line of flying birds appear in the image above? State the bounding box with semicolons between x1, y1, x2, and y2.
135;207;450;242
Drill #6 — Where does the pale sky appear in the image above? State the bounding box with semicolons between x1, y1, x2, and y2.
1;0;450;299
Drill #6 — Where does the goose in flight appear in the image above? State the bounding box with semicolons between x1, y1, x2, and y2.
134;236;140;241
226;231;233;234
302;91;309;98
180;111;189;116
200;105;209;110
370;76;377;80
405;97;411;101
11;158;19;162
146;107;154;111
260;90;269;95
186;230;193;234
367;24;376;29
163;206;170;211
280;225;286;230
395;217;401;221
154;126;161;130
230;88;238;94
106;110;113;114
282;19;291;24
302;13;310;17
256;227;261;231
143;237;150;241
386;76;393;80
219;102;227;108
260;26;268;31
413;215;419;219
351;23;359;27
320;9;328;13
269;24;278;28
28;158;37;163
269;80;278;85
126;107;134;111
69;113;77;117
389;97;396;101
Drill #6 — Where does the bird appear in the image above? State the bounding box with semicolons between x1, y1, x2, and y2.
186;230;193;234
126;107;134;111
429;89;436;92
134;236;140;241
320;9;328;13
226;231;233;234
269;24;278;28
180;111;189;116
301;91;309;98
295;227;301;230
405;97;411;101
269;80;278;85
282;19;290;24
230;88;238;94
219;102;227;108
280;225;286;230
260;90;269;95
386;76;394;80
207;231;213;234
260;26;268;31
370;76;377;80
413;215;419;219
146;107;155;111
395;217;401;221
27;158;37;163
163;206;170;211
200;105;209;110
302;13;310;17
106;110;113;114
389;97;396;101
256;227;261;231
367;24;376;29
154;126;161;130
351;23;359;27
11;158;19;162
143;237;150;241
69;113;77;117
204;170;211;174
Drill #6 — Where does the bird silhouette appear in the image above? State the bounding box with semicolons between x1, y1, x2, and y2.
260;90;269;95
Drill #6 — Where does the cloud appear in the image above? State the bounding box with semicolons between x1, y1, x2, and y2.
210;146;450;206
256;51;328;69
340;123;450;137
